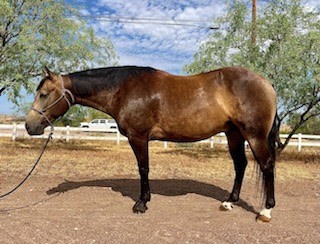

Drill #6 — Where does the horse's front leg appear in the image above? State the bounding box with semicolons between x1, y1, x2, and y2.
129;136;151;213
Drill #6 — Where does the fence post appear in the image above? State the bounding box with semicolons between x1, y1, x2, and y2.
298;133;302;152
164;141;168;149
210;136;214;149
66;125;70;143
12;123;17;141
117;129;120;145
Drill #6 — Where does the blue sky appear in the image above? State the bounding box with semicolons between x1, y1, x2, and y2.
76;0;225;73
1;0;319;115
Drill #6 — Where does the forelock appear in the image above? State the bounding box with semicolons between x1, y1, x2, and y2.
36;77;51;91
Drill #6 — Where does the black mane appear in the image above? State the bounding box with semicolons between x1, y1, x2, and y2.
69;66;157;96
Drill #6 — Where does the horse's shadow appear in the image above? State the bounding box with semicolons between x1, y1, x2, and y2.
46;178;257;214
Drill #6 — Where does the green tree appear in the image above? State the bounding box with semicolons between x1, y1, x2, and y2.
56;107;112;127
86;108;112;121
185;0;320;153
0;0;117;104
287;113;320;134
55;106;88;127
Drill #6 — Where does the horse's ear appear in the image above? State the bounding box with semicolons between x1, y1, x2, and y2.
43;66;50;77
43;66;54;79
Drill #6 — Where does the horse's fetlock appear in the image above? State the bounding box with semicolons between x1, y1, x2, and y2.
142;191;151;202
230;193;239;202
266;198;275;209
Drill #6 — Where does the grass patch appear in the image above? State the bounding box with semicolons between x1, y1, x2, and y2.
0;138;318;181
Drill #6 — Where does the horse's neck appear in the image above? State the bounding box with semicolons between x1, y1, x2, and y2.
65;75;116;116
73;90;116;116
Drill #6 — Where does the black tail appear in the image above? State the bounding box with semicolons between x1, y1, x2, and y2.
268;113;279;161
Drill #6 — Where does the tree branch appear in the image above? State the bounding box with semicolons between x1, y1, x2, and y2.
278;98;319;152
0;86;6;96
279;102;309;120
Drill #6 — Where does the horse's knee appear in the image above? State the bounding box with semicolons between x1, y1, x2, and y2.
139;167;149;176
259;157;275;174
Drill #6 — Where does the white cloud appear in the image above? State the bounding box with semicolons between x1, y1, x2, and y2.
85;0;225;74
305;0;320;9
84;0;320;74
303;0;320;12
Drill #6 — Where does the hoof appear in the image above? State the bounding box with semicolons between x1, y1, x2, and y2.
256;208;272;222
256;214;271;223
219;201;233;211
133;200;148;213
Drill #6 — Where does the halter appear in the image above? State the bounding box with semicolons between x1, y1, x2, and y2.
31;75;75;131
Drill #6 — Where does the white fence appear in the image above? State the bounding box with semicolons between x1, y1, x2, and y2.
1;123;320;152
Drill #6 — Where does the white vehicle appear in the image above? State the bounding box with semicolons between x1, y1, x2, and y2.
80;119;118;132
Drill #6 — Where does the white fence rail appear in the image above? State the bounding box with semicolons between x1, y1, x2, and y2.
1;124;320;152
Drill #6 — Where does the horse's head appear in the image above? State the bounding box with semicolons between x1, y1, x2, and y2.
25;67;74;135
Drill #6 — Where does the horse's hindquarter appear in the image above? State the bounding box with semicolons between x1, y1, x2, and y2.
220;67;277;138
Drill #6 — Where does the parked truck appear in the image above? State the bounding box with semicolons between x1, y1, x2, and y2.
80;119;118;132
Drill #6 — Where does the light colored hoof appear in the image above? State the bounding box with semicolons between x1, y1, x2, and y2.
219;201;233;211
256;214;271;223
256;208;272;223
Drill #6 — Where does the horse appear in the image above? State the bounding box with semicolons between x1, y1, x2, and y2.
25;66;277;222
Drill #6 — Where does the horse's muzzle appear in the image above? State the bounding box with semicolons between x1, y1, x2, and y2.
25;122;45;135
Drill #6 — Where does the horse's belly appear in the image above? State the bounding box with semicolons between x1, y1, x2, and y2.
150;116;229;142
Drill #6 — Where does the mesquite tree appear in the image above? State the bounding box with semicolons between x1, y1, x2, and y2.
0;0;117;104
185;0;320;153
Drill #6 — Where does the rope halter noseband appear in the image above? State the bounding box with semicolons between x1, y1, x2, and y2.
31;75;75;132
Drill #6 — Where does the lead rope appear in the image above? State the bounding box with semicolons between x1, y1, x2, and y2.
0;131;53;199
0;75;74;199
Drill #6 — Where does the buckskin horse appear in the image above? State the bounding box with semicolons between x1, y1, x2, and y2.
25;66;277;222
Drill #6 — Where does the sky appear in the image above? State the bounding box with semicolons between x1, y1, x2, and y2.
1;0;319;115
76;0;225;73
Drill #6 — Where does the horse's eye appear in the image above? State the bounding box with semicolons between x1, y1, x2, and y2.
39;93;48;99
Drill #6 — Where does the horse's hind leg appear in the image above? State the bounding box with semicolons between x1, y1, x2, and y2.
128;136;151;213
220;128;248;211
247;136;275;222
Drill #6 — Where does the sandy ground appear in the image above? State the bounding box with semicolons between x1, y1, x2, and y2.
0;138;319;243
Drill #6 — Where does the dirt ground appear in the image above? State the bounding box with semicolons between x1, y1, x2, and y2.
0;138;319;243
